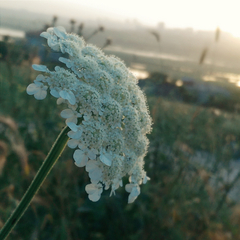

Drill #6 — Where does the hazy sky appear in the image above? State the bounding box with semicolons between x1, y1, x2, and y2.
1;0;240;37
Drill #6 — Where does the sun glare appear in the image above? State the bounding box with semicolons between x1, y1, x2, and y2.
75;0;240;38
1;0;240;37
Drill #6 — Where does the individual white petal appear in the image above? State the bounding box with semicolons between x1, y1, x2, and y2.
34;89;47;100
56;26;66;32
73;131;82;139
54;66;61;71
50;89;60;98
73;149;84;160
35;74;45;82
119;180;123;187
128;186;140;204
26;83;39;95
85;184;98;195
143;175;150;184
59;57;68;64
40;32;51;39
32;64;48;72
125;183;134;193
74;113;81;119
73;149;88;167
59;90;68;100
66;91;76;105
86;160;98;172
129;175;137;184
78;143;87;150
51;43;60;52
57;98;65;105
47;27;54;33
69;104;77;111
61;109;74;118
87;149;96;160
48;39;60;51
67;130;82;139
66;122;78;132
91;148;98;155
100;154;112;166
89;168;102;181
67;139;79;149
53;26;67;39
90;179;100;185
88;192;101;202
75;156;88;167
66;116;78;124
59;57;72;68
98;185;103;195
68;131;75;138
110;189;116;197
33;81;42;86
128;176;132;183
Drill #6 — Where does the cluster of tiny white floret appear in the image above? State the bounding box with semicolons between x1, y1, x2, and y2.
26;26;152;203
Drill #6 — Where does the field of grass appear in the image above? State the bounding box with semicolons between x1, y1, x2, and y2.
1;41;240;240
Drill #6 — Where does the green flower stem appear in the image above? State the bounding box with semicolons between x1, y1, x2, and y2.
0;125;70;240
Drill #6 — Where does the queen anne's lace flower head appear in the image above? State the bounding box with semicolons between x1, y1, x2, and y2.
27;26;152;203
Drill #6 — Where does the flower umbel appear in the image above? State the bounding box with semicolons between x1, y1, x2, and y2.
27;26;152;203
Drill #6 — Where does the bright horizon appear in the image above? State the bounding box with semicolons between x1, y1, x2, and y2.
1;0;240;37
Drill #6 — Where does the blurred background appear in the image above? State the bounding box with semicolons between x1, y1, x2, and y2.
1;0;240;239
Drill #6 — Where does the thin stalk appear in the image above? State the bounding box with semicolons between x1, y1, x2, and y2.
0;126;70;240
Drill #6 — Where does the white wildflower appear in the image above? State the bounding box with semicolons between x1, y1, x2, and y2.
86;160;103;183
60;109;82;124
99;149;112;166
73;148;97;167
27;26;152;203
26;81;48;100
